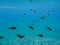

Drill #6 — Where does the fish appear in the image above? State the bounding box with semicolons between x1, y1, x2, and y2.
29;9;36;12
33;10;36;13
22;20;24;22
30;0;32;2
39;8;41;9
45;13;50;16
46;27;52;31
8;26;16;30
29;9;33;11
0;36;4;39
38;34;44;37
40;16;45;19
16;34;25;39
0;43;1;45
29;25;34;30
52;9;55;12
41;43;43;45
24;13;26;16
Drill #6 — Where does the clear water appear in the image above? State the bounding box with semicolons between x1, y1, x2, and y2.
0;0;60;45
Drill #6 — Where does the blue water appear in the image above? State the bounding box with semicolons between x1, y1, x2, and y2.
0;0;60;45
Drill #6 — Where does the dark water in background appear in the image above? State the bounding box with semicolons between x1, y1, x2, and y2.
0;0;60;45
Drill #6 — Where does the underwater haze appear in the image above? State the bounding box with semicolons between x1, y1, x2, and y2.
0;0;60;45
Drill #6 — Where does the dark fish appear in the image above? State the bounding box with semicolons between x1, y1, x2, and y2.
0;36;4;39
39;8;41;9
33;10;36;12
47;27;52;31
52;9;55;12
22;20;24;22
40;16;45;19
45;13;50;16
29;9;33;11
29;9;36;12
16;34;25;39
29;25;34;30
24;13;26;16
41;43;43;45
30;0;32;2
38;34;44;37
0;43;1;45
9;26;16;30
